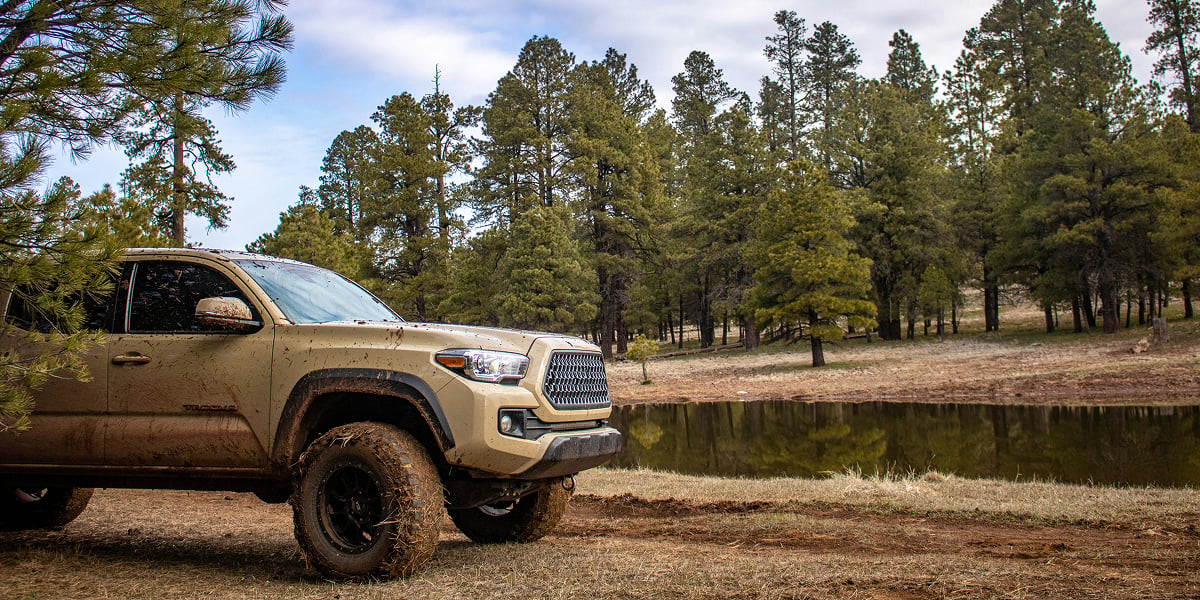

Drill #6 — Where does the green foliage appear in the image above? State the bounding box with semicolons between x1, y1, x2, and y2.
570;56;666;357
77;185;174;248
626;334;659;383
247;198;365;278
111;0;293;244
0;1;288;427
0;177;121;431
626;334;659;362
494;205;598;333
252;8;1200;354
748;160;875;366
472;36;577;226
763;10;810;161
1146;0;1200;129
120;102;235;241
993;0;1170;333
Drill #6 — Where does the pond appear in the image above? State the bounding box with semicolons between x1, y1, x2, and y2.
607;401;1200;487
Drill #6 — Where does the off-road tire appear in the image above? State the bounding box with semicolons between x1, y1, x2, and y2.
291;422;443;580
0;486;93;531
448;480;571;543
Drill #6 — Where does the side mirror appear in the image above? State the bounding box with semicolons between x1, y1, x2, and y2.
195;297;261;333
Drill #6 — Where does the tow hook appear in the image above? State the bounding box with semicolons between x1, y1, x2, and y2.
561;475;576;492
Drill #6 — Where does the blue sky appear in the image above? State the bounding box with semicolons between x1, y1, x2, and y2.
46;0;1158;249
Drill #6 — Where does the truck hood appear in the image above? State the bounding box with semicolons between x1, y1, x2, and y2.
318;320;599;356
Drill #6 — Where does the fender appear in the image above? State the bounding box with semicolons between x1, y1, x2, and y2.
272;368;455;467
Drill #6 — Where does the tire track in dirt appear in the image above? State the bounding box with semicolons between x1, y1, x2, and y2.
558;492;1200;597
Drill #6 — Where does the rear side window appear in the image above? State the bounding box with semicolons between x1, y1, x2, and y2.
4;280;117;333
127;261;255;333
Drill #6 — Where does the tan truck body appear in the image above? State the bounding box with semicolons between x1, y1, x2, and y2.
0;249;620;578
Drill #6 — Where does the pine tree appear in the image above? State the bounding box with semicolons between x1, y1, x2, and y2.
0;176;121;431
494;205;597;333
945;30;1007;331
115;0;292;244
569;57;664;357
78;184;174;248
473;36;577;226
749;160;875;367
364;93;441;321
805;21;861;180
1147;0;1200;131
999;0;1170;334
1146;0;1200;317
119;101;234;243
318;126;379;237
247;192;365;278
763;10;810;161
670;51;745;348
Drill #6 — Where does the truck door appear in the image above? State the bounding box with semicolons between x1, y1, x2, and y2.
0;284;114;465
105;259;272;468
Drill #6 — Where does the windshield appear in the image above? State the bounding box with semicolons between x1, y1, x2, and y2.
234;259;401;324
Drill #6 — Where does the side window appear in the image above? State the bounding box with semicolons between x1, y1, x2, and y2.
4;276;118;334
127;262;255;333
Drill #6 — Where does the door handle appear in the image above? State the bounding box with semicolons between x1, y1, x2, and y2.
112;353;152;365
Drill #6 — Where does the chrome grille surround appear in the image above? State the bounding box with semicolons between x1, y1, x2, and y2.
542;350;610;410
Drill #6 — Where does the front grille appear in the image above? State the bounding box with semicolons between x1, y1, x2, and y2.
542;351;610;410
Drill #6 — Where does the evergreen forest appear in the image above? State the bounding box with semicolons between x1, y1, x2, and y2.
248;0;1200;367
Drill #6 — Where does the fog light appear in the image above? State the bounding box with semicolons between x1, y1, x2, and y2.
498;409;526;438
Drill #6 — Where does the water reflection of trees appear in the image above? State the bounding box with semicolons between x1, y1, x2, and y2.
608;401;1200;486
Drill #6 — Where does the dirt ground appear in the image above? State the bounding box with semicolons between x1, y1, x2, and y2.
2;312;1199;598
1;477;1196;599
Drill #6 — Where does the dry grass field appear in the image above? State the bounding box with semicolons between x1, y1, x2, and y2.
3;301;1199;599
608;303;1200;406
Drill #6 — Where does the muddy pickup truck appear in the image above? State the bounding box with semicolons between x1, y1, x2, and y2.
0;248;621;579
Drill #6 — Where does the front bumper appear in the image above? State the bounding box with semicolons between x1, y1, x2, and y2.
515;427;623;479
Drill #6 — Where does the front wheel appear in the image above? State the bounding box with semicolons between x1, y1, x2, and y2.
291;422;443;580
448;480;571;543
0;486;93;531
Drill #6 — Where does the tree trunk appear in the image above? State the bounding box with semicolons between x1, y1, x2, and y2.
1080;297;1089;336
1099;280;1119;334
983;267;1000;332
678;296;685;349
1184;278;1194;319
742;315;759;351
666;309;676;345
1125;293;1132;329
809;309;825;367
616;315;628;355
906;300;916;340
170;93;187;245
1043;303;1055;334
1082;291;1096;329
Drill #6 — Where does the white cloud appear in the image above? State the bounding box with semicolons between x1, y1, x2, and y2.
287;0;516;105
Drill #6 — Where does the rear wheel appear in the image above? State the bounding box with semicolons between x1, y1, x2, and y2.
0;486;93;531
448;480;571;543
291;422;443;580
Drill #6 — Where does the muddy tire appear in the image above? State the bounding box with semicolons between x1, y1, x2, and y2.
0;486;93;531
448;480;571;543
291;422;443;580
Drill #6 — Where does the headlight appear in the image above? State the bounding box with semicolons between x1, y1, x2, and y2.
435;349;529;383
